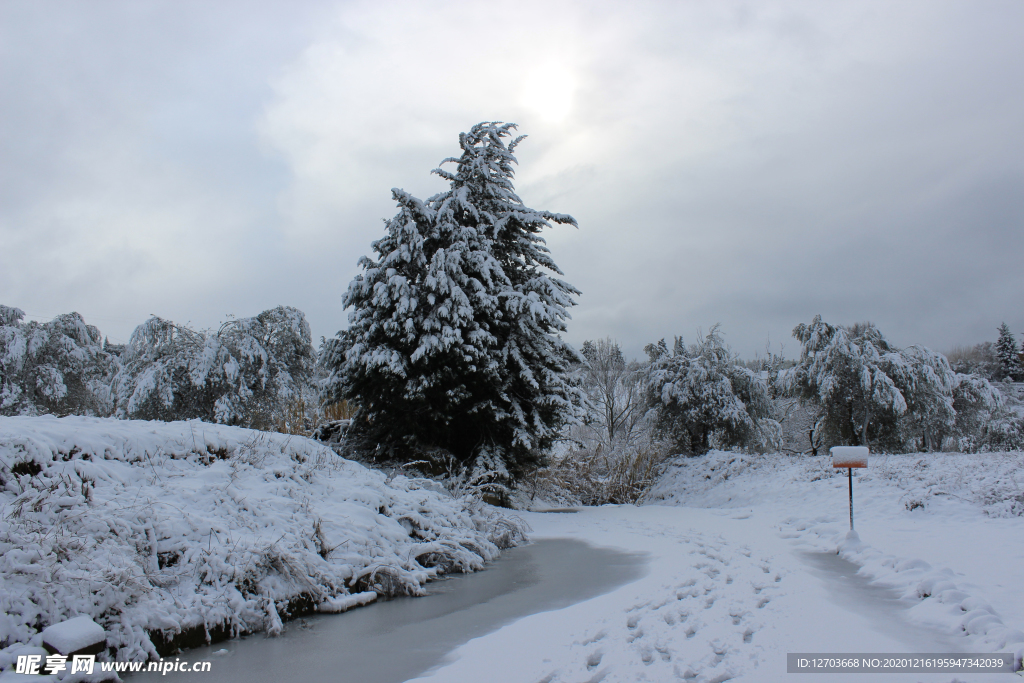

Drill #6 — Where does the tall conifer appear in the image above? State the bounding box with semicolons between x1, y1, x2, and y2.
995;322;1022;381
323;122;583;478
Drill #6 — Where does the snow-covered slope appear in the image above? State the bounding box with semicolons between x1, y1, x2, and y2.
0;416;525;669
650;451;1024;665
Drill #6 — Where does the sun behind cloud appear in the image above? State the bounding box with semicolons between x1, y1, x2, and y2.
518;64;577;124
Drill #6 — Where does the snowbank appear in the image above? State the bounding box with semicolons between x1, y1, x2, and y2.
0;416;526;669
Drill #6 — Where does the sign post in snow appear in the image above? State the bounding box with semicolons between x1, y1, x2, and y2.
831;446;868;530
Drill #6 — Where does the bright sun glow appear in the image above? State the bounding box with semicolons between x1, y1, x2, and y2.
518;65;577;124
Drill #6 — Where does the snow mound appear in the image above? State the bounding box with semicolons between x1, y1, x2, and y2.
0;416;527;668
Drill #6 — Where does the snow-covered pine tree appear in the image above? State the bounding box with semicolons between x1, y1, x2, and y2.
323;122;583;479
994;322;1022;381
0;305;113;417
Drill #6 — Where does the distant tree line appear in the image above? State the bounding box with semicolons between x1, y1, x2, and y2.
1;304;321;433
561;319;1020;462
946;322;1024;383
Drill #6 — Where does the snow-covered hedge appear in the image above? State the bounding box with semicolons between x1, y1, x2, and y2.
0;416;526;666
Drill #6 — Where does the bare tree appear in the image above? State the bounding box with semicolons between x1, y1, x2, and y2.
578;338;646;450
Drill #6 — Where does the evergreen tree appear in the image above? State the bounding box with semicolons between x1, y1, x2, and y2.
323;122;583;479
994;322;1022;381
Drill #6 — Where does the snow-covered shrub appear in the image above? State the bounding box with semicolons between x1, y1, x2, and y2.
0;416;527;662
321;122;584;479
976;408;1024;452
0;305;113;417
644;327;775;455
948;373;1003;452
535;338;669;505
531;440;671;506
113;306;315;429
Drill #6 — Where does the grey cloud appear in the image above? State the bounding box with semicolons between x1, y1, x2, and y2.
2;0;1022;359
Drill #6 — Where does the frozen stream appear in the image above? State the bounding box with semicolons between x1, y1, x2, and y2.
137;538;647;683
799;551;963;653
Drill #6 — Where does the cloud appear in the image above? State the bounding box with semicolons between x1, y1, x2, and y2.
3;0;1023;357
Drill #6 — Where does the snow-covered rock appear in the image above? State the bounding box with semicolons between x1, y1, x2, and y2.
41;616;105;656
0;416;526;668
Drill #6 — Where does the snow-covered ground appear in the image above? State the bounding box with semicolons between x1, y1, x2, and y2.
0;416;525;673
3;418;1022;682
411;451;1024;683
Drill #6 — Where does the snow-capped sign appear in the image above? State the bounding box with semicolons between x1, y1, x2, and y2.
831;446;868;468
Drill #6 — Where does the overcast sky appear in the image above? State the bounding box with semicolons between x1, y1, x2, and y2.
2;0;1022;360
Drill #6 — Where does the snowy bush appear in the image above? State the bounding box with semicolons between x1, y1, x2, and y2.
528;441;670;506
644;327;776;455
0;416;527;663
948;373;1003;451
113;306;316;429
975;407;1024;452
0;305;113;418
322;122;584;479
532;338;670;506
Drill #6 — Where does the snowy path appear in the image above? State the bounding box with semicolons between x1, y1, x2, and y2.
410;504;1022;683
